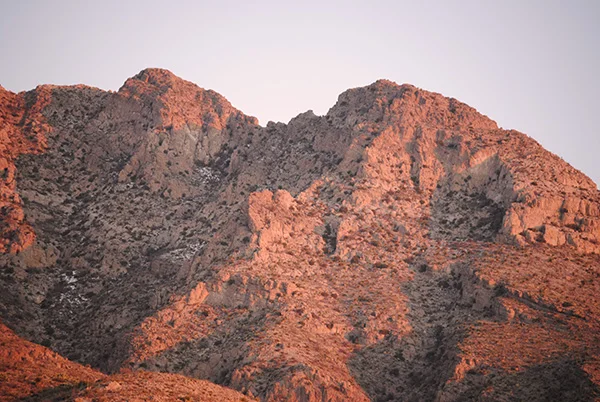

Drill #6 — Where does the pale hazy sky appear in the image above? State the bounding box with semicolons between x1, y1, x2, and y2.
1;1;599;185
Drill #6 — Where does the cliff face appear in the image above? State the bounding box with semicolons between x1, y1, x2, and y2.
0;69;598;401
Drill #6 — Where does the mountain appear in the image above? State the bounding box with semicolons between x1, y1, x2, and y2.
0;69;598;401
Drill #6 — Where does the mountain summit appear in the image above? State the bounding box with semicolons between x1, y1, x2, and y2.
0;69;598;401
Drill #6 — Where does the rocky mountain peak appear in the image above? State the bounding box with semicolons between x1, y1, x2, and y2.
128;67;180;86
329;78;498;132
119;68;255;131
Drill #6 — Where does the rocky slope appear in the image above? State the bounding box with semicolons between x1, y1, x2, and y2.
0;322;253;401
0;69;598;401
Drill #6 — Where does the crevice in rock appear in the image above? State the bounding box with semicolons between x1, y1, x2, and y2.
322;222;338;255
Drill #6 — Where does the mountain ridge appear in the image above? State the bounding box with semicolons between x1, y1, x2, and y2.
0;69;598;401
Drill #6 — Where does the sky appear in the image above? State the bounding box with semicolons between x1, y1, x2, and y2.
1;0;599;185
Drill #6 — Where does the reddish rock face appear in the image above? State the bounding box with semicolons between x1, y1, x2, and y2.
0;70;598;401
0;86;51;253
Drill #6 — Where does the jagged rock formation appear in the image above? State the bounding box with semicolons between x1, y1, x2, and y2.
0;69;599;401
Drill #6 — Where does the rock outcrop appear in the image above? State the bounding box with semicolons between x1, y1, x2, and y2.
0;70;598;401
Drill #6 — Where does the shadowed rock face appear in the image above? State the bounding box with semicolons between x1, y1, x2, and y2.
431;154;515;241
0;69;599;401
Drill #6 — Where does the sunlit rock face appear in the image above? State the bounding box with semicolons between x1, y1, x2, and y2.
0;70;599;401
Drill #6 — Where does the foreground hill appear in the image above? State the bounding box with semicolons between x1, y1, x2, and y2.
0;69;598;401
0;322;253;401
